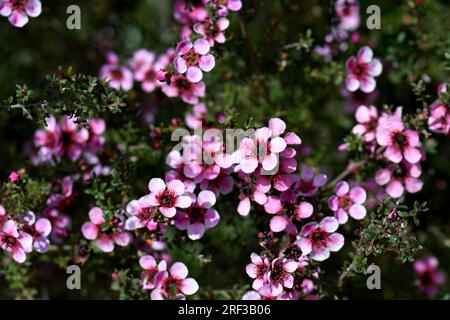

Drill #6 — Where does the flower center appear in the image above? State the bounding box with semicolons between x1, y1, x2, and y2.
157;191;176;208
393;132;407;148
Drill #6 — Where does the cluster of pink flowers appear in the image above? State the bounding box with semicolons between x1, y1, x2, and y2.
139;255;199;300
81;207;132;253
0;205;51;263
428;83;449;136
0;0;41;28
33;116;106;165
314;0;361;62
348;105;425;198
99;0;241;106
244;245;321;300
414;256;446;297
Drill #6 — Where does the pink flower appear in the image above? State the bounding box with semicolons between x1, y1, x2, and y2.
335;0;360;31
428;83;449;135
193;17;230;46
59;116;90;161
328;181;367;224
264;191;314;233
81;207;133;253
174;190;220;240
86;118;106;153
8;171;20;183
217;0;243;16
173;0;208;26
161;74;206;105
0;0;41;28
297;216;344;261
0;220;33;263
246;253;270;291
414;256;446;297
139;255;167;290
237;128;287;174
376;109;422;164
345;46;382;93
352;105;379;142
375;161;423;198
174;38;216;83
99;52;134;91
146;178;192;218
125;196;159;231
23;217;52;253
151;262;199;300
265;258;298;296
294;167;327;197
185;103;208;129
133;51;167;93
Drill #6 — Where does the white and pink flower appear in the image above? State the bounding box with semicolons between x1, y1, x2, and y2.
346;46;382;93
151;262;199;300
146;178;192;218
0;220;33;263
174;38;216;83
81;207;133;253
376;108;422;164
174;190;220;240
328;181;367;224
297;216;344;261
0;0;41;28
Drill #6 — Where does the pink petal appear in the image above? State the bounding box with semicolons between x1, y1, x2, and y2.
357;46;374;63
310;246;330;261
386;180;404;198
349;186;367;204
25;0;42;18
159;206;177;218
181;278;199;295
175;195;192;208
268;118;286;136
270;216;288;232
167;179;185;196
199;54;215;72
404;146;422;164
264;196;282;214
193;38;210;55
187;223;205;240
35;218;52;236
89;207;105;225
319;216;339;233
300;222;318;237
367;59;382;76
238;197;251;216
270;137;287;153
355;105;371;123
360;76;376;93
96;235;114;252
170;262;188;279
250;253;262;265
297;202;314;219
186;66;203;83
349;204;367;220
284;260;298;273
9;10;29;28
405;177;423;193
148;178;166;194
284;132;302;145
375;168;392;185
336;181;349;196
139;255;157;270
204;209;220;228
12;248;26;263
246;264;258;278
346;75;360;92
81;222;99;240
384;146;403;163
335;209;349;224
326;233;345;251
197;190;216;208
